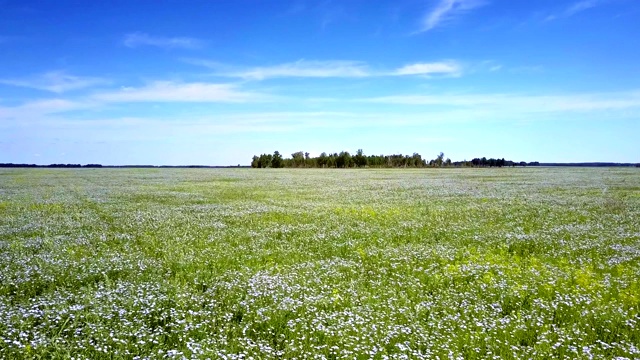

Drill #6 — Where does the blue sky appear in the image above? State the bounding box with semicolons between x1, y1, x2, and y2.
1;0;639;165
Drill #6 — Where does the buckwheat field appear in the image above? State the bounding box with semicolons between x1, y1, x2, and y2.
0;168;638;359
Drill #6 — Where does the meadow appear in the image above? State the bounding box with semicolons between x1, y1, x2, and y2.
0;167;638;359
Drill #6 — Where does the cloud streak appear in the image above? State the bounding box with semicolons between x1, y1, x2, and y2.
0;99;88;122
567;0;599;15
0;71;108;93
392;61;462;76
0;81;270;122
546;0;605;21
362;90;640;113
188;59;463;79
92;82;266;103
123;32;204;49
419;0;487;33
222;60;370;80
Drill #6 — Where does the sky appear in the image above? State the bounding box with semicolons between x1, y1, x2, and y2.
1;0;639;165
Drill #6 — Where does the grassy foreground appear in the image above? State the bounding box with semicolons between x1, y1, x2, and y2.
0;168;639;359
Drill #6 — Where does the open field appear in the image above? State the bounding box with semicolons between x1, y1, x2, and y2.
0;168;639;359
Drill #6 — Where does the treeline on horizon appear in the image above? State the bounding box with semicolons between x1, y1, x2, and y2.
251;150;542;168
1;158;638;168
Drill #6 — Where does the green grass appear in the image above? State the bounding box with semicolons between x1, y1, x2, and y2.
0;167;639;359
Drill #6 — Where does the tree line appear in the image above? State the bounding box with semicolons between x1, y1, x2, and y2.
251;150;539;168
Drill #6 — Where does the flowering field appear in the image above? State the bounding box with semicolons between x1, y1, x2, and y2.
0;167;638;359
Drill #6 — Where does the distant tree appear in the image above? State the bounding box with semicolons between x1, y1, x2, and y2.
251;150;523;170
291;151;304;167
315;152;326;168
304;152;313;167
336;152;345;168
272;151;283;168
327;154;337;168
354;149;367;167
258;153;273;168
435;152;445;167
336;151;353;168
412;153;424;167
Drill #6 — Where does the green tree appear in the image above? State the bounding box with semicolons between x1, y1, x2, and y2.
259;154;273;168
272;151;283;168
436;152;445;167
354;149;367;167
336;151;353;168
412;153;423;167
291;151;304;167
318;152;328;168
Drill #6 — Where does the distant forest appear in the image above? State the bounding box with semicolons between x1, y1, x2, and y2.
251;150;540;168
1;155;638;169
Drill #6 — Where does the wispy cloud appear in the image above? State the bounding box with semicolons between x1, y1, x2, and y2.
282;1;350;30
546;0;605;21
0;81;269;123
362;90;640;113
567;0;600;15
419;0;487;33
92;81;266;103
0;99;88;121
123;32;204;49
187;59;464;79
0;81;269;126
221;60;370;80
0;71;108;93
392;61;462;76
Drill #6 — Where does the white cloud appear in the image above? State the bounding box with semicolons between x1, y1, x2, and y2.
92;81;266;103
123;32;204;49
188;59;467;79
392;61;462;76
0;71;108;93
566;0;599;16
419;0;487;33
0;81;268;124
224;60;370;80
0;99;87;122
181;58;229;70
363;91;640;113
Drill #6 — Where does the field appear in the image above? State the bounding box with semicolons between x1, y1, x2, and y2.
0;168;639;359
